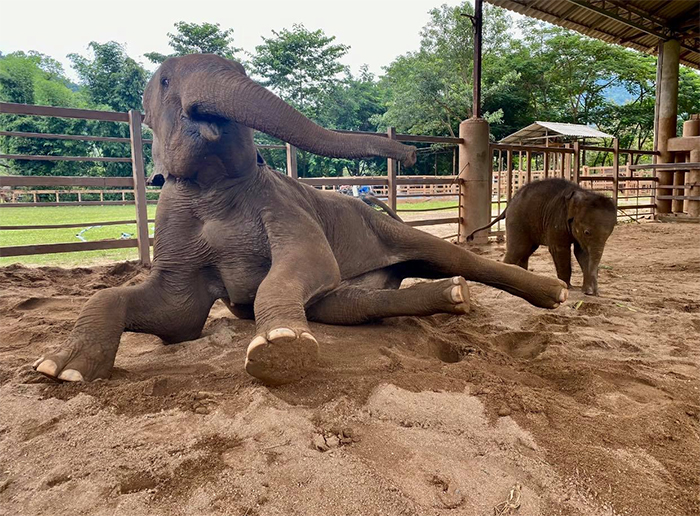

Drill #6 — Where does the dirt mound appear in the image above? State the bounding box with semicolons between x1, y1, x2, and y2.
0;222;698;516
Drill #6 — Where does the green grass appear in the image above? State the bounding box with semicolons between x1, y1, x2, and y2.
396;199;458;211
1;205;157;266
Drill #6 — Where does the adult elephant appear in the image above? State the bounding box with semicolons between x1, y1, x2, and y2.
33;54;568;385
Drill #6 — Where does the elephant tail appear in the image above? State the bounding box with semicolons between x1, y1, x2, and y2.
465;208;507;241
363;195;403;222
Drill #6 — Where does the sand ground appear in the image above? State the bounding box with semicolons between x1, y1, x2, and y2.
0;222;698;516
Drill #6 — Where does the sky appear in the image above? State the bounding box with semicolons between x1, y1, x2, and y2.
0;0;471;82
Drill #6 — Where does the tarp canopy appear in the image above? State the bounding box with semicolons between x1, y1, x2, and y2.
500;121;614;143
486;0;700;70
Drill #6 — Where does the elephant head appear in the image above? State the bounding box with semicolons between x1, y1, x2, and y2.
143;54;417;182
566;190;616;295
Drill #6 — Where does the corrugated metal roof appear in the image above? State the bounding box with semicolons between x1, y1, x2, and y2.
486;0;700;70
500;121;614;143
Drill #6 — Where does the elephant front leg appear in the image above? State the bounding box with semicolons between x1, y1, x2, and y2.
245;213;341;384
574;242;601;296
548;245;573;288
33;276;213;382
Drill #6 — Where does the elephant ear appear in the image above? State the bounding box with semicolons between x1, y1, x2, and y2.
566;190;584;226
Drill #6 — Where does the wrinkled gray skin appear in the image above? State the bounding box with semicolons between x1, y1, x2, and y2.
468;178;616;296
33;54;568;385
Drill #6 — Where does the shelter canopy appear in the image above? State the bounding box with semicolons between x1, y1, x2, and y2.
500;121;613;143
486;0;700;70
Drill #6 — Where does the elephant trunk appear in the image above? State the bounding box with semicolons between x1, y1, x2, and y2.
181;69;417;166
582;246;604;295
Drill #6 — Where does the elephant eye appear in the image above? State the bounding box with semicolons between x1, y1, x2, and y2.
584;229;591;236
161;77;170;87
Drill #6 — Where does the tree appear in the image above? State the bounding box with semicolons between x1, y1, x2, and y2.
250;24;349;118
69;41;148;112
250;24;351;177
377;2;513;139
0;52;94;176
144;22;241;64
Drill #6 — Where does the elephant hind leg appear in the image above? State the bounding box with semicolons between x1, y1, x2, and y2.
306;276;470;325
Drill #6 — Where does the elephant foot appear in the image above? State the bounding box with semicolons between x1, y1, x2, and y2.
33;342;115;383
442;276;470;314
245;328;319;385
525;277;568;309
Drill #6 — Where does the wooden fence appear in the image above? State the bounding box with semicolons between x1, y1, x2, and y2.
487;142;659;234
0;102;460;262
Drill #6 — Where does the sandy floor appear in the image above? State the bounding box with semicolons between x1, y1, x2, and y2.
0;222;698;516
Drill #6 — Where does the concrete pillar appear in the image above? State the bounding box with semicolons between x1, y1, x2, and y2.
685;115;700;217
458;117;491;243
656;39;680;214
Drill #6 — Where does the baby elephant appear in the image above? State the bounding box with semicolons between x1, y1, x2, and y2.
468;178;616;296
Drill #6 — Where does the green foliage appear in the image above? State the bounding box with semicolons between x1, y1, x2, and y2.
250;24;349;117
69;41;148;112
144;22;241;64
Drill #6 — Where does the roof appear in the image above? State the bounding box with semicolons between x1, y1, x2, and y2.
486;0;700;70
500;121;614;143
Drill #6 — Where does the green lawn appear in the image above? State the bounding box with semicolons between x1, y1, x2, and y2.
1;205;157;266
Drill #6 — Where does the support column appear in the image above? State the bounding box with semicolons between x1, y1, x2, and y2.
458;117;490;243
685;115;700;217
655;39;680;215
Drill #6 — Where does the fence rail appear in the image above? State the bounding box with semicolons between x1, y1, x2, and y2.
1;102;463;261
4;101;691;261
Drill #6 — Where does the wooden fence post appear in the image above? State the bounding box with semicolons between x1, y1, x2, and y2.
387;127;397;212
526;150;531;184
612;138;619;208
506;149;513;202
286;143;298;179
685;115;700;217
128;109;151;265
573;141;581;184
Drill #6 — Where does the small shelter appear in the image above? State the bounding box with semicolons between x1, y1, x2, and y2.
499;121;614;144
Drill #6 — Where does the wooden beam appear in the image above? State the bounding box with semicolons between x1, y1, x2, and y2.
0;130;131;143
0;176;134;187
387;127;398;212
0;238;154;258
0;102;129;122
667;136;700;152
0;154;131;163
406;217;460;227
1;219;154;230
128;110;151;265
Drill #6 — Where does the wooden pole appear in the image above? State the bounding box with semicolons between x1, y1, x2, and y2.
472;0;483;118
612;138;620;208
128;109;151;265
458;117;490;243
656;39;680;214
286;143;298;179
526;150;532;184
684;115;700;217
573;141;581;184
506;149;513;202
543;133;549;179
387;127;397;212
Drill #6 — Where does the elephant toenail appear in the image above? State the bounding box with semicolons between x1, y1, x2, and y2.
248;335;267;351
268;328;296;341
559;289;569;303
451;276;461;285
32;357;45;369
36;360;58;377
300;332;318;344
450;285;464;303
58;369;84;382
